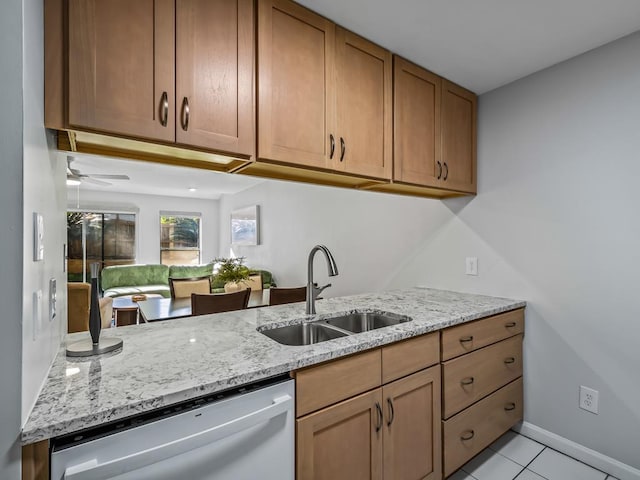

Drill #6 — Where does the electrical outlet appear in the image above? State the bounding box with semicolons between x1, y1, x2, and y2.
579;386;599;414
465;257;478;276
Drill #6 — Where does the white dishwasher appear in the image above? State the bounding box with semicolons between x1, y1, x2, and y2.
50;375;294;480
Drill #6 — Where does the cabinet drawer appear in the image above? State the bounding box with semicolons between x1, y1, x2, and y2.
441;308;524;361
381;332;439;384
443;378;523;477
295;349;381;417
443;335;522;419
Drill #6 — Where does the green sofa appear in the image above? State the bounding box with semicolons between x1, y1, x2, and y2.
101;263;275;298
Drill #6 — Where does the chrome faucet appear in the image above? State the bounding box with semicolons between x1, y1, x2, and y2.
306;245;339;315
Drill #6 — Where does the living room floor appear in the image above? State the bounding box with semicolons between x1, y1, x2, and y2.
451;430;618;480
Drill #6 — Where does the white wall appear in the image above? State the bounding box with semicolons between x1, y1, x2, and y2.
21;0;67;426
69;190;220;265
389;31;640;470
1;0;24;476
218;179;446;296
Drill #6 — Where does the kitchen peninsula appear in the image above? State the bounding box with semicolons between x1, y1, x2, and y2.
23;287;524;479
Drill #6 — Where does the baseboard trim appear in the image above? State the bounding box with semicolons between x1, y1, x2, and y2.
514;421;640;480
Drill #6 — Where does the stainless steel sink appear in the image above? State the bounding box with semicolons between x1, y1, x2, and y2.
323;311;411;333
260;322;348;346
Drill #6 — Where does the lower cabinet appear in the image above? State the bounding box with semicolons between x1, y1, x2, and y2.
296;365;441;480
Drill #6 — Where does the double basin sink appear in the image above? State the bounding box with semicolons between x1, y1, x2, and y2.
260;311;412;346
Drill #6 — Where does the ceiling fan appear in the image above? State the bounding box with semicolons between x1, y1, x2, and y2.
66;156;130;186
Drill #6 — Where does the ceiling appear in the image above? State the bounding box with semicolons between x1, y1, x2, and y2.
296;0;640;93
66;154;263;200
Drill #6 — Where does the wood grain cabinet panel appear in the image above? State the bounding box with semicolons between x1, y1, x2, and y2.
393;56;441;187
443;378;523;477
442;334;523;419
441;79;477;193
297;389;383;480
68;0;175;142
176;0;254;156
335;27;392;179
441;308;524;361
258;0;334;169
383;367;442;480
381;331;439;384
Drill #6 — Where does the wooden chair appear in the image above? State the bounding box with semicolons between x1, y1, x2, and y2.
169;276;211;299
269;286;307;306
191;288;251;316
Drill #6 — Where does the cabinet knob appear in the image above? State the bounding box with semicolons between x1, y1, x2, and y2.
340;137;346;161
460;376;474;386
460;430;475;441
181;97;190;131
375;402;383;432
329;134;335;159
386;397;395;427
159;91;169;127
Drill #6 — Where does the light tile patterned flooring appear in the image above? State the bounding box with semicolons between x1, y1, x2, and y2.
450;430;619;480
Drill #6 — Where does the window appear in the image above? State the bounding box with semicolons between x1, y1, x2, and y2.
160;213;201;266
67;211;136;282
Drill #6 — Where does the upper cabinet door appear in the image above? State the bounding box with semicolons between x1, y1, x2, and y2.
393;56;441;187
441;80;477;193
176;0;254;157
68;0;175;142
334;28;392;180
258;0;335;169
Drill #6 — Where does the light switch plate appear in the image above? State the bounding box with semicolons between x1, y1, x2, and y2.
33;212;44;261
465;257;478;276
49;278;57;322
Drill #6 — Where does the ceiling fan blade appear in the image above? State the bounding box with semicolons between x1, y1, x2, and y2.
82;177;112;186
87;174;130;180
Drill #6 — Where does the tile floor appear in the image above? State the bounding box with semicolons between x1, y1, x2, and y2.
449;430;618;480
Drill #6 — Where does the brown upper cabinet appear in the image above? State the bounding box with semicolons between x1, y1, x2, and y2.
393;56;477;194
56;0;254;157
258;0;392;180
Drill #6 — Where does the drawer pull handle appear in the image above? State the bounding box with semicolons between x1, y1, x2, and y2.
460;430;475;441
387;398;395;427
459;335;473;343
375;402;383;432
504;357;516;365
461;377;474;386
329;134;335;159
504;402;516;411
505;322;517;328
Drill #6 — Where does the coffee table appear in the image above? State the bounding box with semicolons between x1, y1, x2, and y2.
112;294;164;326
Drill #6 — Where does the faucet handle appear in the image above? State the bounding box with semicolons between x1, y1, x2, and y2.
315;283;332;297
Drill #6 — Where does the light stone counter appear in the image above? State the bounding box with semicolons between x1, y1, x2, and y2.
22;287;525;444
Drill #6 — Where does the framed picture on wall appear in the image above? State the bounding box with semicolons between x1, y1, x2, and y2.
231;205;260;245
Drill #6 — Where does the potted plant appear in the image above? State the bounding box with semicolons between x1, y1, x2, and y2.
213;257;251;293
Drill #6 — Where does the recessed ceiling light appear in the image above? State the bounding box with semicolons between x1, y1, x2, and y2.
188;188;197;192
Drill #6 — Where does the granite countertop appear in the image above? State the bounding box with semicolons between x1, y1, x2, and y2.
22;287;525;444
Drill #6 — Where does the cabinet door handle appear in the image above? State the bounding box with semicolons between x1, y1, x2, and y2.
460;430;475;441
375;402;383;432
159;91;169;127
329;134;335;159
461;376;474;386
443;162;449;180
386;398;395;427
505;322;517;328
504;357;516;365
437;161;442;179
181;97;190;131
504;402;516;411
340;137;346;161
459;335;473;344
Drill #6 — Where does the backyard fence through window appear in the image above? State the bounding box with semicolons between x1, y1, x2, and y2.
160;212;202;266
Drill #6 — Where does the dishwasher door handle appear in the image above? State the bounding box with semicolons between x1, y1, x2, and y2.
64;394;293;480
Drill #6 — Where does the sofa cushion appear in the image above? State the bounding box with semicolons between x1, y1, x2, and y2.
103;284;171;298
168;263;214;280
101;264;169;291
